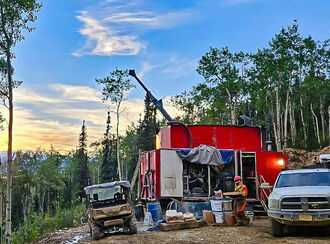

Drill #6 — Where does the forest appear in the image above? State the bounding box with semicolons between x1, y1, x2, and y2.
0;1;329;243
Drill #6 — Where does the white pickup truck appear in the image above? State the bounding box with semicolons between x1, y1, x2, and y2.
264;168;330;236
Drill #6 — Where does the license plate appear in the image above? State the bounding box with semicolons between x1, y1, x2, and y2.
298;215;312;221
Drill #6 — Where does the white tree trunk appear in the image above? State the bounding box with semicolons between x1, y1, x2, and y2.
283;88;290;150
270;106;279;151
300;97;307;147
224;88;235;125
233;98;237;126
310;103;321;148
116;105;122;181
275;86;282;151
289;100;296;146
5;48;13;244
320;96;325;143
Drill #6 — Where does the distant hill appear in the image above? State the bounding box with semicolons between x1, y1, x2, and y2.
0;151;8;163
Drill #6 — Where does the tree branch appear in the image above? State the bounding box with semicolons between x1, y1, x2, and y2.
0;90;9;99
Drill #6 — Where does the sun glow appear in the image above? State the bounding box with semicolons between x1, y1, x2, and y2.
0;84;181;152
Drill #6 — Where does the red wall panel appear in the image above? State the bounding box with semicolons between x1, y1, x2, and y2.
160;126;171;148
256;151;289;186
159;125;264;151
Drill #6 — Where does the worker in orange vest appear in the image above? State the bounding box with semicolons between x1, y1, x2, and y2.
233;176;249;226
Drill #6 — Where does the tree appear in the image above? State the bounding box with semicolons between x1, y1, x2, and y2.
77;120;88;196
139;93;157;151
0;1;42;242
101;111;117;182
96;68;134;180
197;47;247;125
0;57;6;242
173;22;328;151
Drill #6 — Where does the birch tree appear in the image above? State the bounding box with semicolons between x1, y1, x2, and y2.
96;69;134;180
197;47;246;125
0;1;41;242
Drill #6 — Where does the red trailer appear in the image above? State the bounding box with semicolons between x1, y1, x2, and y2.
128;70;288;214
137;124;288;212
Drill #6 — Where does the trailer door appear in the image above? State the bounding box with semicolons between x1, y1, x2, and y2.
160;150;183;198
240;151;257;199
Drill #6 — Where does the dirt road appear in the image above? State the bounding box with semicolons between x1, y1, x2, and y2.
39;218;329;244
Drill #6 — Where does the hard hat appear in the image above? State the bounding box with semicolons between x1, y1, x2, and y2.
234;176;241;182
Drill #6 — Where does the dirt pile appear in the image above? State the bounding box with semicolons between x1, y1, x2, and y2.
285;146;330;169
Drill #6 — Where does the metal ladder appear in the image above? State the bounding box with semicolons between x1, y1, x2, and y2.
258;174;272;212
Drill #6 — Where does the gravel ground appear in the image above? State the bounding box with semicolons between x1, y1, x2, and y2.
38;218;330;244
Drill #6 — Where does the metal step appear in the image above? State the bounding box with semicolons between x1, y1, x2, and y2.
253;209;266;213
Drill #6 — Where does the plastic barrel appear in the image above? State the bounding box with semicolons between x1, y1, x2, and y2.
210;199;223;212
147;202;162;222
213;211;224;224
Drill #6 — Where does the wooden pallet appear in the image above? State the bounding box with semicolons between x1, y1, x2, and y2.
160;221;199;231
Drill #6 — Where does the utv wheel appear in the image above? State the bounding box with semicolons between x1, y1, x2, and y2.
270;218;283;237
89;221;101;240
128;216;137;234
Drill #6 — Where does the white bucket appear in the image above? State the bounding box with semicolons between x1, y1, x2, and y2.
210;199;223;212
222;199;233;212
246;211;254;224
213;211;224;224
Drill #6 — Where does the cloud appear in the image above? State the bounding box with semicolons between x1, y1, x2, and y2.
49;84;101;102
73;1;190;56
73;14;146;56
0;83;180;151
138;62;154;78
161;54;197;78
14;84;101;105
139;52;197;79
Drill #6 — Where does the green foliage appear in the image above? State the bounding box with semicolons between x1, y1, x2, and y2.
95;68;134;105
100;111;118;183
0;0;42;49
139;93;158;151
173;22;329;150
77;120;89;192
12;204;85;244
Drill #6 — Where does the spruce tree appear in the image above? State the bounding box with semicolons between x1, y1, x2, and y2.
78;120;88;194
101;111;118;182
140;93;158;151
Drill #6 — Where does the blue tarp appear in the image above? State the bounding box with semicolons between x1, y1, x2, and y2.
176;148;233;165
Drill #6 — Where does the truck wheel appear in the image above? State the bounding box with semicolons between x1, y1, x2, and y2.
270;218;283;237
128;216;137;234
89;221;101;240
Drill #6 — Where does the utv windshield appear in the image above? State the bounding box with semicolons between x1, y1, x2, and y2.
89;185;121;201
276;172;330;188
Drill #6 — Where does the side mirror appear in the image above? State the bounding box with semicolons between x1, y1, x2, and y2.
93;193;99;201
260;183;273;190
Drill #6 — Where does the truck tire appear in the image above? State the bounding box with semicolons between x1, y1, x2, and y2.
270;218;283;237
128;216;137;234
89;221;101;240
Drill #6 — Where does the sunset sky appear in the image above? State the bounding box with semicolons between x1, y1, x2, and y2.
0;0;329;152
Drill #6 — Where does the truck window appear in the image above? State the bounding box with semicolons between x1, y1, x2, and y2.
276;172;330;188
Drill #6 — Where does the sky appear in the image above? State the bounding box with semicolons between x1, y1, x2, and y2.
0;0;329;152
